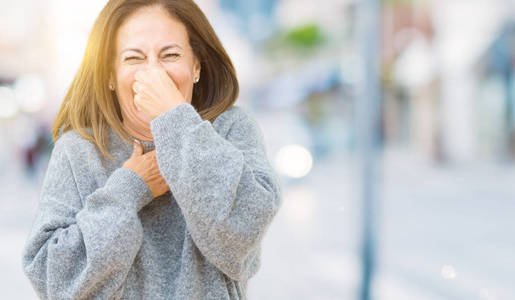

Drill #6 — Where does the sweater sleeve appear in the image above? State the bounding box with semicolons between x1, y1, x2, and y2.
22;135;154;299
150;103;282;281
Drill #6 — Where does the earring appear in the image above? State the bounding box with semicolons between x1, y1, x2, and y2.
109;83;114;90
194;77;199;84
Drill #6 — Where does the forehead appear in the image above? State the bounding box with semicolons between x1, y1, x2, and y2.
116;5;189;51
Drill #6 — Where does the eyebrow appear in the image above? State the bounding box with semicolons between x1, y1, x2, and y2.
120;43;184;55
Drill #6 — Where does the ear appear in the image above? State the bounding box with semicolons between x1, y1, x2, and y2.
109;72;116;83
193;56;201;79
108;71;118;91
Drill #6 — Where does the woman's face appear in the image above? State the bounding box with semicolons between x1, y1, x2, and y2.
113;5;200;124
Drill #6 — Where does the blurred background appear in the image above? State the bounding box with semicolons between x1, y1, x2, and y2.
1;0;515;299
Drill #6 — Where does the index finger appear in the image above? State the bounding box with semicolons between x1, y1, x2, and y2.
134;69;152;82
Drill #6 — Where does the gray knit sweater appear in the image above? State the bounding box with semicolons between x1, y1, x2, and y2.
22;103;282;299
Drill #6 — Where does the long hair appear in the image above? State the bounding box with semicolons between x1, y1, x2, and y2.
52;0;239;160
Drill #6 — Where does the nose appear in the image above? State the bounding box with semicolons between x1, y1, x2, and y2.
146;55;164;70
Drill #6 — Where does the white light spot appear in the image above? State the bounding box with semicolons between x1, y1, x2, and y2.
274;144;313;178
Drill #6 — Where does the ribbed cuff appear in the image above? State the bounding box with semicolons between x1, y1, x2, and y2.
104;167;154;211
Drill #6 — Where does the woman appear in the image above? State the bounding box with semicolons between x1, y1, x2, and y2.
22;0;281;299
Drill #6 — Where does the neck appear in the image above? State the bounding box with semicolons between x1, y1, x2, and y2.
122;119;154;142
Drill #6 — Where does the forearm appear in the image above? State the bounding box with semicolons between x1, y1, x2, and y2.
23;166;154;299
150;103;282;280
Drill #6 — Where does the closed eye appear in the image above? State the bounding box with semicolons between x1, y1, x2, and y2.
163;53;180;59
124;56;143;61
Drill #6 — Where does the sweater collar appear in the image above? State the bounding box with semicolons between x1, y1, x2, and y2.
108;126;155;155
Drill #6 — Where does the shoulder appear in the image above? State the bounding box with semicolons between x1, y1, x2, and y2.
214;104;249;124
214;104;265;146
53;128;97;160
214;104;260;131
42;130;91;187
55;128;93;148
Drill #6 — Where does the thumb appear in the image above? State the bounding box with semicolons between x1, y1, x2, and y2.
131;139;143;157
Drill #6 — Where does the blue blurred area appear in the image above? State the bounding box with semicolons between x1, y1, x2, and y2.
219;0;277;42
1;0;514;299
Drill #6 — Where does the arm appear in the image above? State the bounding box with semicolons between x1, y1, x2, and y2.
150;103;282;281
22;135;154;299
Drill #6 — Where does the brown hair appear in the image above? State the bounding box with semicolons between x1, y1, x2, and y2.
52;0;239;160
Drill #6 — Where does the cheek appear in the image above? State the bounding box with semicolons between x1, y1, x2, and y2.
115;67;137;105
